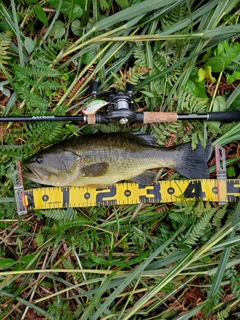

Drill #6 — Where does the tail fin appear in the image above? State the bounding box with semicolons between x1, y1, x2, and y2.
175;140;212;179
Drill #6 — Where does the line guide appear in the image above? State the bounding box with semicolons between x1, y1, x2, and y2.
12;145;239;215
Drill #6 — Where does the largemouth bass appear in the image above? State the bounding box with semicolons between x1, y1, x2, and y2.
23;132;212;187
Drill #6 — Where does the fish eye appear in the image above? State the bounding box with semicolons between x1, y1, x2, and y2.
36;157;43;164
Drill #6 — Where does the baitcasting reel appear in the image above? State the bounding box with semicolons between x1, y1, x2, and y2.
83;81;137;125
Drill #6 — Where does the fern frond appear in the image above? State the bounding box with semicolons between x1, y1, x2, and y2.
56;218;92;233
225;210;234;225
36;81;64;91
41;39;67;61
0;32;12;65
204;288;224;315
160;3;188;30
0;145;23;164
46;298;74;320
151;41;189;100
212;205;227;229
150;121;186;145
184;209;214;245
31;59;62;77
226;268;240;299
216;306;231;320
13;62;62;81
177;89;209;113
168;212;196;225
16;2;35;24
226;62;240;72
159;243;179;258
133;42;147;67
25;93;49;111
24;121;68;146
42;208;79;221
112;66;150;91
95;123;122;133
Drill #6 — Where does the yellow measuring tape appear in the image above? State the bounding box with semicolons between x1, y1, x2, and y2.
24;179;240;210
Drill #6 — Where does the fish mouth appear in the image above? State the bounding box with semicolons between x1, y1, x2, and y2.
23;165;49;182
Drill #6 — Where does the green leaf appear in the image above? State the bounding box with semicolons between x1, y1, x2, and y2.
71;19;81;36
24;37;34;54
34;6;49;26
202;49;213;62
49;20;65;39
35;231;44;247
99;0;109;10
61;257;73;269
72;4;83;18
12;263;24;271
82;50;97;64
204;66;216;84
205;42;240;72
186;68;207;98
48;0;83;18
115;0;129;9
232;71;240;79
140;90;155;98
0;86;11;97
207;96;226;130
21;253;36;265
39;280;54;288
205;57;232;72
226;73;235;84
0;258;16;269
198;68;206;82
212;96;226;112
227;166;236;178
216;40;230;56
16;237;22;253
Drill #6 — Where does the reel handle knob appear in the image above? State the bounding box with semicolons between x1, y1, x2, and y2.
90;81;99;97
126;82;134;96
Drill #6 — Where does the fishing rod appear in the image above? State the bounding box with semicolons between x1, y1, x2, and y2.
1;81;240;125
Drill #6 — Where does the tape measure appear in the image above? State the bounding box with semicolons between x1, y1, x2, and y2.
23;179;240;210
11;145;239;215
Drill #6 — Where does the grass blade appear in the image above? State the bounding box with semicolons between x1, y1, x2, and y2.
90;224;186;320
207;202;240;299
94;0;183;31
0;290;55;320
81;269;119;320
10;0;24;66
123;249;195;319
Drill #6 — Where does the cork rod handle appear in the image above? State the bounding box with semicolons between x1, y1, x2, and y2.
143;112;178;123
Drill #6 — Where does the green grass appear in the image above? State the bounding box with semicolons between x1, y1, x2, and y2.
0;0;240;319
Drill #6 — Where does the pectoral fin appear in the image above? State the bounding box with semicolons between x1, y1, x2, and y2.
130;171;155;186
82;162;109;177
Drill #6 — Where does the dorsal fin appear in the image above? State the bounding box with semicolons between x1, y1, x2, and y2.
120;132;157;146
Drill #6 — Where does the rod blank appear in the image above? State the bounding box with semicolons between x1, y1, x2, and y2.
178;111;240;122
0;111;239;124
